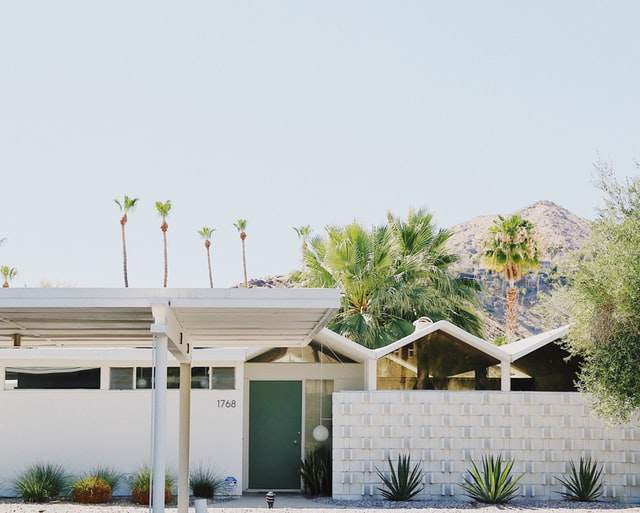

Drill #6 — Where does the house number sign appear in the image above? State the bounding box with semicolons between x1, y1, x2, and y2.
217;399;237;408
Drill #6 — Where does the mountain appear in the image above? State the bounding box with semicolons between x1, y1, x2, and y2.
446;200;592;340
446;200;591;273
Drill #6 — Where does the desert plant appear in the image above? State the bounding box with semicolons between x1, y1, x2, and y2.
129;465;174;505
70;476;112;504
300;445;332;497
88;466;122;492
375;454;423;501
190;464;224;499
461;454;522;504
14;462;70;502
555;457;604;501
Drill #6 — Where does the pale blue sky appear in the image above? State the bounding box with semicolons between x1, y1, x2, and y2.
1;1;639;288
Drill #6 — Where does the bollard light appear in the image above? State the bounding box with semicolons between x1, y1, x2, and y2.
266;490;275;508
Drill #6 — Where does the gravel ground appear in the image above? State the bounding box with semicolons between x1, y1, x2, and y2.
0;498;638;513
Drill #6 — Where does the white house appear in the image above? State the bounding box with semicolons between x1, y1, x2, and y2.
1;288;638;508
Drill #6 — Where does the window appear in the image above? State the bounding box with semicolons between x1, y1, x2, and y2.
211;367;235;390
109;366;217;390
5;367;100;389
110;367;134;390
191;367;210;389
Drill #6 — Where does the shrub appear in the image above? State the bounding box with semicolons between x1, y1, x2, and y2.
129;465;174;505
375;454;423;501
190;464;224;499
14;462;70;503
460;454;522;504
300;445;332;497
89;466;122;492
555;457;604;501
70;476;112;504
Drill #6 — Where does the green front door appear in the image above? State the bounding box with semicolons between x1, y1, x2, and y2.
249;380;302;489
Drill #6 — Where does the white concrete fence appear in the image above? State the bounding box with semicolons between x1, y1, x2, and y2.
332;390;640;503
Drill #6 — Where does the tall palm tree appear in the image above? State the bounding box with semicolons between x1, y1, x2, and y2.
234;219;248;288
291;209;482;348
114;195;139;287
1;266;17;288
155;200;172;288
484;214;539;343
197;227;216;288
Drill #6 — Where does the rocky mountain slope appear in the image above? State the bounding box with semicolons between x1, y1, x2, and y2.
446;200;591;340
446;200;591;273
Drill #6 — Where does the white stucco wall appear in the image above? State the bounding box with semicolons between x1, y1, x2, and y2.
0;386;243;497
332;390;640;504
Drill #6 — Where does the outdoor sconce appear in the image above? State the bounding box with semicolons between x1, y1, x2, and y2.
265;490;275;508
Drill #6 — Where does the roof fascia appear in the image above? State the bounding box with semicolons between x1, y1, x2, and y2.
373;320;506;361
500;325;570;360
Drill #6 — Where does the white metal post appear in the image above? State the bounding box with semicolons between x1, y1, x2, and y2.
152;334;168;513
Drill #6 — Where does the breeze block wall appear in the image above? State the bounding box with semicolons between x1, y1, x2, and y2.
332;391;640;503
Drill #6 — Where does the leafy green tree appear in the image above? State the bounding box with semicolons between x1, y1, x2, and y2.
198;227;216;288
155;200;172;288
563;161;640;424
234;219;248;288
114;195;139;287
291;208;482;348
484;214;539;343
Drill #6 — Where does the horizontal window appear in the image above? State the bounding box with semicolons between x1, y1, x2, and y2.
5;367;100;390
109;367;228;390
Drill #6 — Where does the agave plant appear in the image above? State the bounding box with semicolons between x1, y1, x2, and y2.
460;454;522;504
376;454;423;501
555;457;604;501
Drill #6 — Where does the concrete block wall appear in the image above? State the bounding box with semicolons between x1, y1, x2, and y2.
332;391;640;503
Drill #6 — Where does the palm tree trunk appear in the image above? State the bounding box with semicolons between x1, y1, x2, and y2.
506;287;518;343
163;231;168;288
121;223;129;287
206;247;213;288
241;239;248;288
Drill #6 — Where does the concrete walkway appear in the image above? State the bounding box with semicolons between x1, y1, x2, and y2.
208;493;325;509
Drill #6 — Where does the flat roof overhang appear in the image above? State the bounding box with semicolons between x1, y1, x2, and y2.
0;288;341;354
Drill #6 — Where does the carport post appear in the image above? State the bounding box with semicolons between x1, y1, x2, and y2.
177;363;191;513
152;333;168;513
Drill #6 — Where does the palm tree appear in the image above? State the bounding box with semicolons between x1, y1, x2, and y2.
291;209;482;348
293;225;311;250
197;227;216;288
234;219;248;288
155;200;172;288
484;214;539;343
114;195;139;287
1;266;17;288
387;208;483;336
